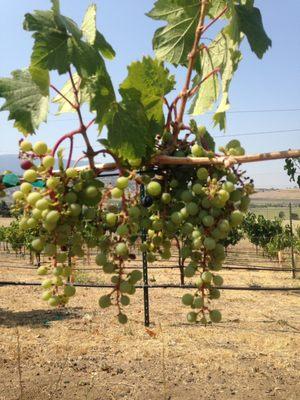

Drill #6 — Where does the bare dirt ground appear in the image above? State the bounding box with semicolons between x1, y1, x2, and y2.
0;242;299;400
251;189;300;202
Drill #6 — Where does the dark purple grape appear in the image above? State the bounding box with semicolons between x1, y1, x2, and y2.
141;195;153;208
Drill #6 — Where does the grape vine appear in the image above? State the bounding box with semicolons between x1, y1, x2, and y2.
0;0;274;324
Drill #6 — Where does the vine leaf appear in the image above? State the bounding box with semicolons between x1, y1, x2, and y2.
235;4;271;59
24;0;114;79
81;4;97;45
147;0;200;65
120;57;175;131
52;73;89;114
190;30;242;131
0;69;49;134
103;92;154;161
207;0;233;19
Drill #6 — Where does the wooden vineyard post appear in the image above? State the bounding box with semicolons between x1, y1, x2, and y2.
140;184;150;327
289;203;296;279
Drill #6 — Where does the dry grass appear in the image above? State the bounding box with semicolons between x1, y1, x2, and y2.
0;242;299;400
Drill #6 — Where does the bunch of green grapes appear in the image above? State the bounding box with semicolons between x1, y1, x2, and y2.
13;140;104;307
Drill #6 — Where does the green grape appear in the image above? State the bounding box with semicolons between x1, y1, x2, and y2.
218;219;230;232
202;215;214;227
42;155;55;169
118;313;128;324
37;266;48;275
66;168;78;179
181;247;191;259
46;210;60;224
217;189;230;203
184;265;196;277
230;210;244;227
230;189;242;202
128;206;141;220
240;196;250;211
111;187;123;199
120;281;132;294
213;275;224;286
20;182;32;195
85;186;98;199
161;193;171;204
192;183;203;195
27;217;37;228
48;296;60;307
209;310;222;323
106;212;118;226
12;191;24;201
52;276;63;286
193;297;204;309
116;177;129;189
103;263;115;273
64;285;76;297
53;267;63;276
116;243;129;257
193;237;202;250
152;219;163;231
41;279;52;289
35;198;49;211
211;228;221;239
222;181;235;193
197;167;209;181
41;291;52;301
31;238;45;252
64;192;78;204
120;295;130;306
33;141;48;156
181;190;194;203
201;197;211;209
182;222;194;235
24;169;38;183
186;202;199;216
203;237;216;251
69;203;82;217
19;217;28;230
20;141;32;152
191;144;205;157
147;182;162;197
170;179;178;188
202;271;213;283
46;177;60;189
187;312;197;323
171;212;183;225
182;293;194;306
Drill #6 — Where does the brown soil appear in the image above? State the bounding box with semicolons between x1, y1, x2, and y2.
0;244;299;400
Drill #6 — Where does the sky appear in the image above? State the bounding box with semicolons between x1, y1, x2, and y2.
0;0;299;188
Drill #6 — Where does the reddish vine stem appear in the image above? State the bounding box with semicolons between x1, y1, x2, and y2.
188;67;220;98
66;136;74;169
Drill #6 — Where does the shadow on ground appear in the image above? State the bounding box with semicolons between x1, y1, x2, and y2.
0;307;83;328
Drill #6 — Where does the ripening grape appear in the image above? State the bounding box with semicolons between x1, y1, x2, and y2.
116;243;129;257
35;198;49;211
161;193;171;204
66;168;78;179
46;210;60;224
12;191;24;201
147;182;162;197
20;141;32;152
182;293;194;306
111;187;123;199
187;312;197;323
21;160;34;170
116;177;129;189
24;169;38;183
33;141;48;156
64;285;76;297
197;167;209;181
106;212;117;226
209;310;222;323
46;177;60;189
27;217;38;229
42;155;55;169
99;295;112;308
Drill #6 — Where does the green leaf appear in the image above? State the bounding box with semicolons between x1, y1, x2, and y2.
52;73;89;114
24;2;111;79
86;61;116;131
147;0;200;65
235;4;271;59
207;0;233;19
81;4;97;45
213;44;242;130
94;31;116;60
103;94;154;161
0;69;49;134
189;29;242;130
120;57;175;130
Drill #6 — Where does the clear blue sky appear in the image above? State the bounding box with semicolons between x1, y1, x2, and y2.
0;0;299;188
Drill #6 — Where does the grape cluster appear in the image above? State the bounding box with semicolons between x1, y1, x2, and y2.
12;134;252;325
